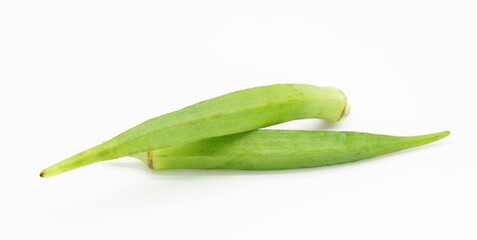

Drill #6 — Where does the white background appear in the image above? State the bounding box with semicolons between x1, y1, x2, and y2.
1;0;476;239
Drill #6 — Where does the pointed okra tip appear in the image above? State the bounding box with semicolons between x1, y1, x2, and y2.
38;163;57;178
39;168;53;178
39;162;75;178
39;168;54;178
419;130;450;142
415;130;450;146
435;130;450;140
442;130;451;137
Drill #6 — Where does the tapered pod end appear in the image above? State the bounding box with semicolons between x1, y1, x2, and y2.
410;130;450;142
439;130;451;139
39;165;62;178
39;148;108;178
39;158;97;178
429;130;450;141
39;168;56;178
399;130;450;150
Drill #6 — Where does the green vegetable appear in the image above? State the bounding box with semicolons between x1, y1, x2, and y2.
40;84;349;177
132;130;449;170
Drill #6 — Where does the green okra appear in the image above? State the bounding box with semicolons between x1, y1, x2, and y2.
40;84;349;177
132;130;449;170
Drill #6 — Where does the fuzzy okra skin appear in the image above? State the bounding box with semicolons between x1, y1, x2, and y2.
132;130;449;170
40;84;349;177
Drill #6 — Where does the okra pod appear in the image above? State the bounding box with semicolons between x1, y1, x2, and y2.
40;84;349;177
133;130;449;170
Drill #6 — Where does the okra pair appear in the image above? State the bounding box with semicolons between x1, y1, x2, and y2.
40;84;448;177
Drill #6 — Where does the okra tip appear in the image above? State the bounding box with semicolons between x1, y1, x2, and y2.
39;167;55;178
436;130;450;139
39;169;51;178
